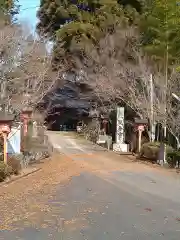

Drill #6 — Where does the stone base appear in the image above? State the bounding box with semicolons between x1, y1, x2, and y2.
157;159;168;167
157;159;163;166
113;143;129;153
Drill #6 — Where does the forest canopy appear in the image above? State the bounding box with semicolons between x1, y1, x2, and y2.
37;0;180;71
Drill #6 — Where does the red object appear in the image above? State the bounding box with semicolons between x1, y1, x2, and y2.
0;124;10;134
21;109;32;136
102;119;108;124
21;113;29;121
103;119;108;128
138;125;145;132
24;120;28;135
20;114;28;136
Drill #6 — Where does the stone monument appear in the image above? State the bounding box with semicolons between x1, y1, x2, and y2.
113;107;129;152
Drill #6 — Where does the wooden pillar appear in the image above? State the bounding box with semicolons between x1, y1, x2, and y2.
3;132;7;164
138;130;142;153
23;118;28;136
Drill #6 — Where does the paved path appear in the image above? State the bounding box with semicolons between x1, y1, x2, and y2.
1;131;180;239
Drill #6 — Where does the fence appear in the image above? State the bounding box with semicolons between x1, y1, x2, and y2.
5;122;53;168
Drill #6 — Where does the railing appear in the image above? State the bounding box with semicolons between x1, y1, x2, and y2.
20;123;53;168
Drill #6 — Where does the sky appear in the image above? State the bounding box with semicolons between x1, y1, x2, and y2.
17;0;40;33
17;0;53;51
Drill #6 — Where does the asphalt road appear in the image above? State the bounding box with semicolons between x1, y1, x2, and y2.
1;131;180;239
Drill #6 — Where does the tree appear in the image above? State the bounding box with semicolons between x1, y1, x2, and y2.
37;0;143;37
138;0;180;151
37;0;141;69
0;0;19;20
38;0;126;37
75;25;180;144
0;22;62;115
140;0;180;67
119;0;143;12
0;0;14;10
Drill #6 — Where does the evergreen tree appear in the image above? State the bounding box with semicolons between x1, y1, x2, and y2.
38;0;127;40
0;0;18;13
0;0;13;9
140;0;180;66
0;0;19;22
118;0;144;13
37;0;133;69
37;0;143;38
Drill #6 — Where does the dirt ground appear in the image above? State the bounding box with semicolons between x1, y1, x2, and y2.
1;147;180;231
0;153;82;230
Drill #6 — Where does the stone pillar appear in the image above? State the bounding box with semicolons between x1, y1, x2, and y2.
113;107;129;152
116;107;124;144
32;121;38;138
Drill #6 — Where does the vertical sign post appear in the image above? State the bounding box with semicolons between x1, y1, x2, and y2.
0;124;11;164
138;125;145;152
116;107;125;144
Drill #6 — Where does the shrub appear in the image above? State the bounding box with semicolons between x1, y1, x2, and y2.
140;142;174;162
21;135;32;152
167;151;180;168
0;161;12;182
7;154;22;175
0;154;3;162
82;120;100;143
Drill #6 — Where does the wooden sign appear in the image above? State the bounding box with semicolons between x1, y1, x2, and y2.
0;124;10;134
138;125;145;132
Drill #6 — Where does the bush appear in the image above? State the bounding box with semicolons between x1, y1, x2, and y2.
0;154;3;162
140;142;174;162
82;120;100;143
21;135;32;152
7;154;22;175
0;161;12;182
167;151;180;168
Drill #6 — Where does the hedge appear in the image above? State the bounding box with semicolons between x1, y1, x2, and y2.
140;142;174;162
0;154;22;182
167;151;180;168
0;161;12;182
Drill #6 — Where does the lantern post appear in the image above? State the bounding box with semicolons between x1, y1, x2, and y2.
102;118;108;134
134;118;148;153
0;113;14;164
21;107;33;136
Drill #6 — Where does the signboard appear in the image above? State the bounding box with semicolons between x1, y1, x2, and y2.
0;124;10;134
7;126;21;154
138;125;145;132
20;113;29;120
116;107;125;144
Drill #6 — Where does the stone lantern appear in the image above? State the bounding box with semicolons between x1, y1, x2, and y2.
20;107;33;136
0;112;14;164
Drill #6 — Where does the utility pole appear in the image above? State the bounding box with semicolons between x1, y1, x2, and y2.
150;73;155;142
163;2;169;165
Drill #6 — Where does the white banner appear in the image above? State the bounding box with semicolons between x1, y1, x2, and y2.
116;107;124;144
7;126;21;154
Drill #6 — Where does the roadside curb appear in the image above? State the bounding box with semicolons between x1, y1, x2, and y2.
0;168;42;187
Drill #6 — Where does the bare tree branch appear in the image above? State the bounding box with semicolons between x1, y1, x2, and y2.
0;22;65;116
74;25;180;144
